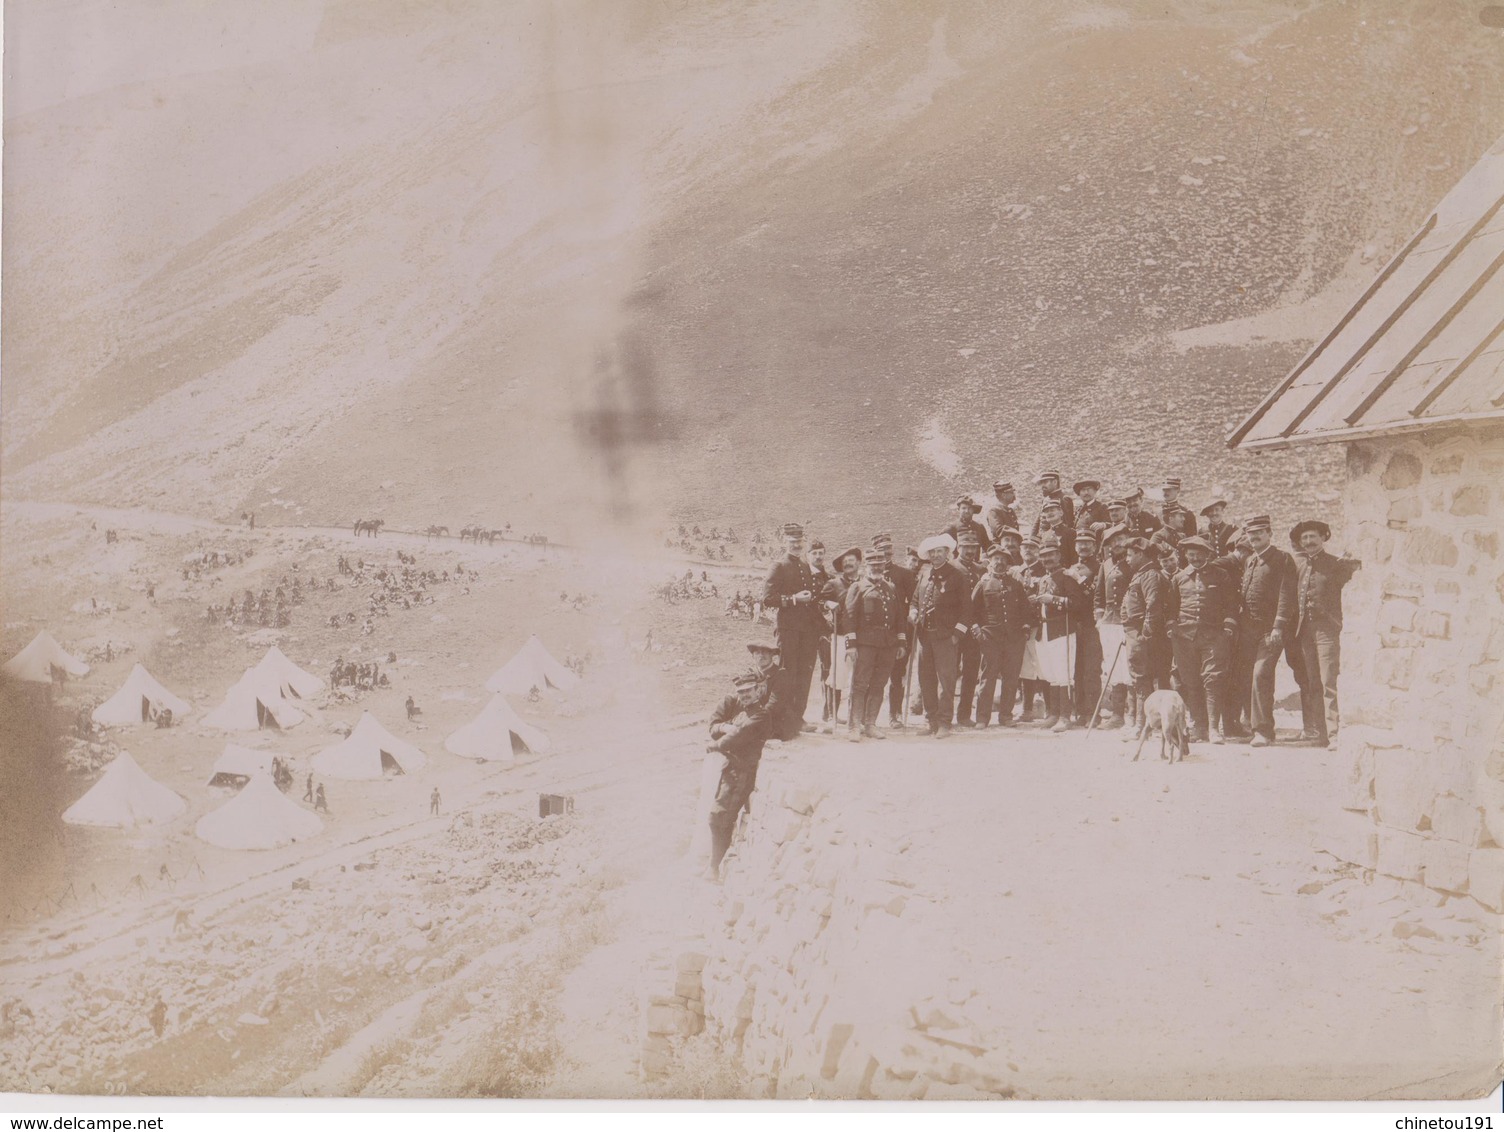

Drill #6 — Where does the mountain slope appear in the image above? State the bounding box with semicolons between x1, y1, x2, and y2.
4;0;1503;545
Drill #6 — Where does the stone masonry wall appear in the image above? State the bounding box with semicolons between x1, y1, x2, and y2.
1326;425;1504;908
645;754;1021;1100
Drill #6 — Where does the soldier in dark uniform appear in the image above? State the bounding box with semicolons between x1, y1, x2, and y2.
1011;536;1048;721
872;532;917;729
1159;477;1197;539
842;548;908;741
909;534;972;737
945;496;992;551
1119;536;1170;738
1234;514;1297;748
1094;523;1134;729
1291;520;1360;748
808;540;833;724
1165;536;1239;743
983;480;1021;543
1123;488;1162;538
1035;499;1078;567
1029;535;1089;732
760;523;823;740
952;530;987;727
1073;480;1111;535
970;543;1034;727
1067;530;1103;727
706;670;774;879
1201;499;1236;556
1032;471;1076;532
992;526;1023;568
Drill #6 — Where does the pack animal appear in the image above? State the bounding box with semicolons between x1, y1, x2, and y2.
1132;689;1190;763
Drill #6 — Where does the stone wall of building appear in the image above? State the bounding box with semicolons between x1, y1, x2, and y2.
1328;424;1504;908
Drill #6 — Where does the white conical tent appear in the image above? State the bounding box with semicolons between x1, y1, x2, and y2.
445;695;552;764
195;773;323;849
252;646;324;700
202;669;306;731
312;712;425;779
484;635;580;697
207;743;279;787
62;751;185;828
3;631;90;684
92;664;192;726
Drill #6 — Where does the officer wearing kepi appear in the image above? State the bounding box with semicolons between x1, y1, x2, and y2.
760;523;824;740
1165;535;1239;743
705;669;774;880
952;529;988;727
842;548;908;742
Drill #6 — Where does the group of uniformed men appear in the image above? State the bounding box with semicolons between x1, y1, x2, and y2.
699;470;1359;879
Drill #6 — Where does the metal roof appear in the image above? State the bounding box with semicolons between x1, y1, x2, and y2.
1230;134;1504;451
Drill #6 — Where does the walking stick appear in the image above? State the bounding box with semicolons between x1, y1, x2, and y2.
1087;635;1125;737
901;633;917;728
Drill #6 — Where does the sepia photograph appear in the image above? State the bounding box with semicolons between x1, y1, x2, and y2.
2;0;1503;1108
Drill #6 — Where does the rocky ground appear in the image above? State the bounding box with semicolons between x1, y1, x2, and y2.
2;501;1498;1100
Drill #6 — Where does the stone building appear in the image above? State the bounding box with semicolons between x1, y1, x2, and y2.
1229;134;1504;911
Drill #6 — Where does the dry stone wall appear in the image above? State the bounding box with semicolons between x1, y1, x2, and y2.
642;751;1020;1100
1329;425;1504;908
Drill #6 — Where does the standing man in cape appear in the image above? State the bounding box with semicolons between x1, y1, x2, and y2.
760;523;823;740
909;534;972;738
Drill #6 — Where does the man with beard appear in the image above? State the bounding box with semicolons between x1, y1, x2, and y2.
1035;498;1078;567
1159;477;1198;539
909;534;972;738
1093;523;1134;729
970;543;1035;727
1029;535;1089;732
872;532;917;730
1067;529;1104;727
1119;536;1170;739
1234;515;1297;748
983;480;1022;542
842;548;907;742
945;496;993;551
1291;519;1360;749
760;523;823;740
992;525;1024;569
1166;536;1240;744
1032;471;1076;532
1073;479;1111;535
952;529;988;727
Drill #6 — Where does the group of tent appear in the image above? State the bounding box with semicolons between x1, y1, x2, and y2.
31;631;581;850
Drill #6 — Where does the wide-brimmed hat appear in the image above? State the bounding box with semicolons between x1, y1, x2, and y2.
1199;498;1228;517
917;534;956;556
835;546;863;568
1289;519;1332;546
745;641;780;656
1073;479;1101;495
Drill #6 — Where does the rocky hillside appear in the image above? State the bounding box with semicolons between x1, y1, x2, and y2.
5;1;1504;544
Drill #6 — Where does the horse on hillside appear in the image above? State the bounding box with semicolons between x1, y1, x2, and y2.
353;519;385;538
424;525;449;541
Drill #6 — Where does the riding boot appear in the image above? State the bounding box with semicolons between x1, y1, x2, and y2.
1209;692;1228;745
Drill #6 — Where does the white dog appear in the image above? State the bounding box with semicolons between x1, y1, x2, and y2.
1133;689;1190;763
